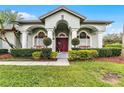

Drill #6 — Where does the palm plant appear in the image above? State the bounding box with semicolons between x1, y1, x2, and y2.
6;10;23;48
0;10;23;48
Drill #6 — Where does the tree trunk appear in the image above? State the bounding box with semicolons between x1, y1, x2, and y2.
0;23;16;49
12;25;22;48
121;24;124;57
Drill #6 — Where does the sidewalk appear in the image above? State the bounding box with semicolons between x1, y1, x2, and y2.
0;52;70;66
0;61;70;66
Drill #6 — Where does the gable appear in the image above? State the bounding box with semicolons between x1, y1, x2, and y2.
40;6;86;21
45;10;81;28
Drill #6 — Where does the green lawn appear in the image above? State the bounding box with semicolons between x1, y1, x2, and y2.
0;61;124;87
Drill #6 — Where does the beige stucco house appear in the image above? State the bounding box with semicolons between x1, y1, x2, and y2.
0;6;112;52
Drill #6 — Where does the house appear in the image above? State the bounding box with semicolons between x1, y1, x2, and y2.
0;6;112;52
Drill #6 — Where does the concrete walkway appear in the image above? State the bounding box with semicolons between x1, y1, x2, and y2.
0;61;69;66
0;52;70;66
57;52;68;59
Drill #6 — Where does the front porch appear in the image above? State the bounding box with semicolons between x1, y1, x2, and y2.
19;24;101;52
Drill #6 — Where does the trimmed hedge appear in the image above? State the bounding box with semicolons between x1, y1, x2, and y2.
72;48;121;57
10;48;52;59
105;43;122;48
32;51;41;60
50;52;58;59
68;50;98;61
108;48;121;57
41;48;52;59
71;38;80;48
0;49;8;54
10;49;41;57
43;37;52;48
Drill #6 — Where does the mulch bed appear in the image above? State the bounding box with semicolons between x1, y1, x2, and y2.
0;53;13;59
0;53;57;62
96;56;124;64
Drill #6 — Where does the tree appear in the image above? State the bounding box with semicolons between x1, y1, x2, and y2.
71;38;80;48
6;10;23;48
0;10;23;48
103;33;122;46
121;24;124;57
43;37;52;48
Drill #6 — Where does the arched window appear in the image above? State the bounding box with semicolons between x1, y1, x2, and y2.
59;33;66;37
78;31;90;48
58;32;67;38
80;32;90;39
34;32;46;47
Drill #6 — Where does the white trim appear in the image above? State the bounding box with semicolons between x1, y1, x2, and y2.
32;30;47;47
56;32;68;38
22;31;28;48
97;32;103;48
40;6;86;20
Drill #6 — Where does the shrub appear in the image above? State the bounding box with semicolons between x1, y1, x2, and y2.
10;49;41;57
0;49;8;54
10;48;53;59
50;52;58;59
105;43;122;48
68;50;98;61
72;48;121;57
72;48;81;50
109;48;121;56
41;48;52;59
43;37;52;48
96;48;112;57
32;51;41;60
71;38;80;48
68;50;79;60
92;48;121;57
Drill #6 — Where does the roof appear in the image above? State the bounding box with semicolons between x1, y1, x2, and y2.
0;24;13;29
83;20;113;24
15;20;42;24
15;6;112;25
39;6;86;20
0;24;18;31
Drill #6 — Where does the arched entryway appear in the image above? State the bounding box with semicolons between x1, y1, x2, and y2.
26;26;47;48
55;20;69;52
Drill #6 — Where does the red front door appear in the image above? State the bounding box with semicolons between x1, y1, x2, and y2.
56;38;68;52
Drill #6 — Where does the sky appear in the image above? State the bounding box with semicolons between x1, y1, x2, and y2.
0;5;123;34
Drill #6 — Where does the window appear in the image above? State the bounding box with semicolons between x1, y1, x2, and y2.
78;31;90;48
59;33;66;37
34;32;46;47
58;32;67;38
80;32;89;39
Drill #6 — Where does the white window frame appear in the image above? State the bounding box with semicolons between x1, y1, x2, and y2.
78;30;92;48
32;31;47;48
57;32;68;38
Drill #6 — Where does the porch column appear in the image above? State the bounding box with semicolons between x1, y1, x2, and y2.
71;28;78;39
47;28;54;50
97;31;103;48
22;31;28;48
71;28;78;48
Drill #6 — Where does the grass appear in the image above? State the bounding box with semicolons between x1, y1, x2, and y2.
0;61;124;87
0;58;32;61
0;57;56;61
